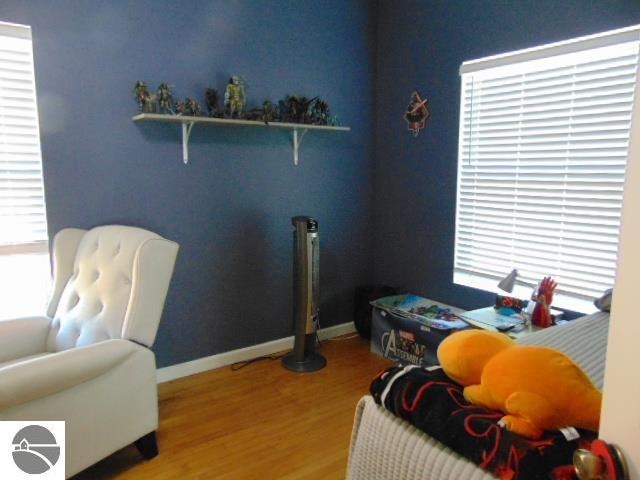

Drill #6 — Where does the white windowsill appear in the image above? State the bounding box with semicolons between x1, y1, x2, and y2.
0;251;51;320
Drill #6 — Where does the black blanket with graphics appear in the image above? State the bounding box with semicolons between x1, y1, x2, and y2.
370;365;596;480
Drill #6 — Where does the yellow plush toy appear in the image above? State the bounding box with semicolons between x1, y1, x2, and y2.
437;329;601;439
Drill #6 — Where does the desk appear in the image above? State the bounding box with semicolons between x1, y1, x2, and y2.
460;306;546;340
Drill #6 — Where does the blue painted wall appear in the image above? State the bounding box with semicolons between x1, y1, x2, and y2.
5;0;638;367
373;0;640;312
0;1;377;367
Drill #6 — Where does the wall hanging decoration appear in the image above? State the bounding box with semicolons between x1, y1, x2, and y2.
404;90;431;137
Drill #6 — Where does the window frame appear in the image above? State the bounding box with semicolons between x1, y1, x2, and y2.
0;20;49;250
453;25;640;313
0;20;51;319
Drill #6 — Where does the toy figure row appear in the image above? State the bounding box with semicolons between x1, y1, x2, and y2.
133;77;339;126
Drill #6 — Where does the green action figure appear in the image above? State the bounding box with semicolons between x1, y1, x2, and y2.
224;76;246;118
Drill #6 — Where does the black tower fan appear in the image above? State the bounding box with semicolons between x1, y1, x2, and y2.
282;216;326;372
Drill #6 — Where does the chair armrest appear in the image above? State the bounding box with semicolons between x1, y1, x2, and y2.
0;339;145;411
0;316;51;364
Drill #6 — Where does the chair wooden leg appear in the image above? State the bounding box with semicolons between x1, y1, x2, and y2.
135;431;159;460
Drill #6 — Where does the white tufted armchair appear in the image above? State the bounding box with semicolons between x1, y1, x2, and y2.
0;225;179;478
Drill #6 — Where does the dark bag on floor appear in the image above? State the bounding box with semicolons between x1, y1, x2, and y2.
353;285;397;339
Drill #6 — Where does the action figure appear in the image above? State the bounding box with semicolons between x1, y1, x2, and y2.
176;98;199;116
311;98;330;125
184;98;201;116
134;81;153;113
280;95;316;124
157;82;174;114
244;100;277;124
205;87;219;117
262;100;276;123
224;76;246;118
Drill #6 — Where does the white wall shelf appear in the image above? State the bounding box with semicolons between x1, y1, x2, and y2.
132;113;351;165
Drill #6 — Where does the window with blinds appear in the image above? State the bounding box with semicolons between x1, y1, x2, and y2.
1;21;48;253
0;21;50;320
453;26;640;312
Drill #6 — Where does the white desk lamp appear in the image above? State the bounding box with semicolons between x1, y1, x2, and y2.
497;268;518;293
497;268;537;319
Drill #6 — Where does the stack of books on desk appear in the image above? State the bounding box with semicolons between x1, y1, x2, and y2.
460;307;526;331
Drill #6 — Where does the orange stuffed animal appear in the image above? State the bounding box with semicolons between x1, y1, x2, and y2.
437;329;601;439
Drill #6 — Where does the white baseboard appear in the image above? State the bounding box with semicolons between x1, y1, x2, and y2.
156;321;357;383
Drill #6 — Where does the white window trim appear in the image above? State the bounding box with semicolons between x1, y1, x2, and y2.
460;24;640;75
0;241;48;255
0;20;31;40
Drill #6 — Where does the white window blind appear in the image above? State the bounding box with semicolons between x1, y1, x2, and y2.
0;21;49;320
454;26;640;312
0;21;48;253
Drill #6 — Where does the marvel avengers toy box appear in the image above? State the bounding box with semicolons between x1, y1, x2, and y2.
370;294;469;366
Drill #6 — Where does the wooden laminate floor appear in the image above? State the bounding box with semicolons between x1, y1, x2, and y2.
74;334;391;480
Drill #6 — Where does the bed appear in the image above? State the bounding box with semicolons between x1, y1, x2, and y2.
346;311;609;480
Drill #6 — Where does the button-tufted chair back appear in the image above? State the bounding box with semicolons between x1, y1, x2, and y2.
45;225;179;352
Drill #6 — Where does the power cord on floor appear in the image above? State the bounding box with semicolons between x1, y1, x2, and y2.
231;317;342;371
230;352;287;371
326;333;360;341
